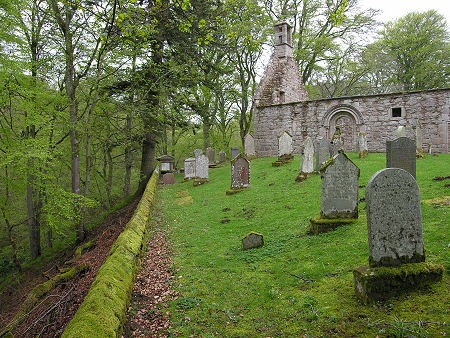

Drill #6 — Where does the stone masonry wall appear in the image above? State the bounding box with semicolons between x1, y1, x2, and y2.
254;88;450;157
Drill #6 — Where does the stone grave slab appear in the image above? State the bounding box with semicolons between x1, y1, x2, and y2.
206;147;216;164
194;149;202;158
353;168;443;303
227;154;250;195
193;154;209;186
231;147;239;160
358;132;368;158
386;137;416;178
244;134;256;158
296;136;314;182
184;157;196;181
219;150;227;163
163;173;174;185
315;137;330;172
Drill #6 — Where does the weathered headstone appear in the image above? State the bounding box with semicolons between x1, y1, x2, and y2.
315;137;330;172
193;154;209;186
309;151;359;234
353;168;443;303
415;123;424;157
206;147;216;165
296;137;314;181
227;154;250;195
163;172;174;185
330;126;344;157
218;150;227;163
366;168;424;267
184;157;196;181
386;137;416;178
158;155;175;172
396;126;406;137
358;132;368;158
242;232;264;250
244;133;256;158
231;147;239;160
278;130;293;157
194;149;202;158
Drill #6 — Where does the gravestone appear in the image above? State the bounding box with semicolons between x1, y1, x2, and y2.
386;137;416;178
330;126;344;157
353;168;443;304
206;147;216;166
158;155;174;173
218;150;227;163
193;154;209;186
231;147;239;160
278;130;293;157
184;157;196;181
315;137;330;172
309;151;359;234
227;154;250;195
163;172;174;185
358;132;368;158
320;152;359;219
366;168;424;267
194;149;202;158
396;126;406;137
415;123;424;157
244;133;256;158
296;137;314;181
242;232;264;250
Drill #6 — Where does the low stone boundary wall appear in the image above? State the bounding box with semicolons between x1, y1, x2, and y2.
62;167;160;337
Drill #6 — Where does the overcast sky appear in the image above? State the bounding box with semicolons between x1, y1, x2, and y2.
358;0;450;25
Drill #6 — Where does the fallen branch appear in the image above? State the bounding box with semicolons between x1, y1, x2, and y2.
288;273;315;283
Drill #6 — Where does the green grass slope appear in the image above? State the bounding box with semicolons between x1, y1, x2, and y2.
159;153;449;337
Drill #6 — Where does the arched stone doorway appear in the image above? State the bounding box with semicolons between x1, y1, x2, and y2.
322;104;365;152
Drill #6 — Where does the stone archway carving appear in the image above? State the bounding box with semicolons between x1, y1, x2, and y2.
322;104;365;152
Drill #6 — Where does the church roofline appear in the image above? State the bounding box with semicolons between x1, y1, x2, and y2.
254;87;450;108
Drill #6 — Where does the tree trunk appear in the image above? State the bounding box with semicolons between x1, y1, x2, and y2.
202;118;210;151
137;133;156;195
106;145;114;207
124;52;136;198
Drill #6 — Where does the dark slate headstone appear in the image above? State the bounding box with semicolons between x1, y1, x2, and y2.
231;147;239;160
163;173;174;185
386;137;416;178
206;147;216;164
315;137;330;172
320;152;359;219
366;168;424;267
231;155;250;189
218;150;227;162
242;232;264;250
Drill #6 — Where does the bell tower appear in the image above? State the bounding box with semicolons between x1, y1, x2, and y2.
274;21;293;58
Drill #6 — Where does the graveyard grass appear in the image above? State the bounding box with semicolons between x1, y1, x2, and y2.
157;153;449;337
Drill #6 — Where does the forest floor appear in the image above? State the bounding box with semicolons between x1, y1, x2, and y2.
0;197;139;337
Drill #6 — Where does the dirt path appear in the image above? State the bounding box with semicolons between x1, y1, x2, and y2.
0;198;138;337
123;204;178;337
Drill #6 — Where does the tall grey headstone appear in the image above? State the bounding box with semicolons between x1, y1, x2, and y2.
206;147;216;164
244;134;256;157
184;157;196;180
366;168;424;267
300;137;314;174
231;155;250;189
194;149;202;158
231;147;239;160
219;150;227;163
320;152;359;219
278;130;293;157
315;137;330;172
386;137;416;178
195;154;209;179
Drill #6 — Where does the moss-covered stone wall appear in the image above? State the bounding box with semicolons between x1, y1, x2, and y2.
62;167;160;338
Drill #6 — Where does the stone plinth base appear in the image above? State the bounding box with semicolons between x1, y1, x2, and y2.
295;172;313;182
309;216;356;235
183;177;194;182
353;262;443;304
226;188;245;195
359;150;368;158
193;178;209;187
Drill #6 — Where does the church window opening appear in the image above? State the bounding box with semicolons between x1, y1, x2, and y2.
392;107;402;118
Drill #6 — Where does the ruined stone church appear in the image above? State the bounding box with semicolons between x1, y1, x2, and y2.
253;21;450;156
